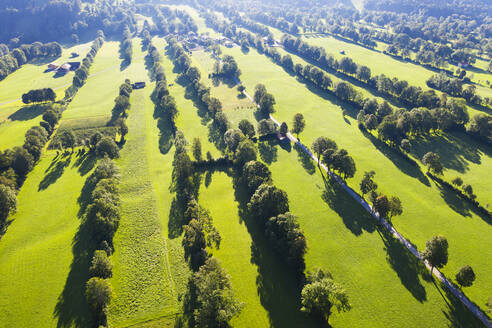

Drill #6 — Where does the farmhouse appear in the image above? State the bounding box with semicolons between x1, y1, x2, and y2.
132;82;146;89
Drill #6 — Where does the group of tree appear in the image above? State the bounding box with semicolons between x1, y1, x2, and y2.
427;73;482;105
300;268;351;322
83;157;120;326
359;171;403;221
0;104;62;191
141;6;198;36
311;136;357;180
22;88;56;104
0;42;62;81
213;54;241;79
0;0;137;46
167;37;231;135
67;36;104;98
253;84;276;116
120;25;133;64
358;99;470;147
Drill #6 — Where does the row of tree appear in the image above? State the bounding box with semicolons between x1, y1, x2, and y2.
120;25;133;64
169;131;243;327
167;37;231;135
21;88;56;104
109;80;132;142
0;42;62;81
67;35;105;99
83;157;121;326
426;73;482;105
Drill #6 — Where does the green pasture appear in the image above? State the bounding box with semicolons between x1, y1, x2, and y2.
61;38;147;131
0;43;92;150
222;45;492;313
0;150;97;327
200;171;270;328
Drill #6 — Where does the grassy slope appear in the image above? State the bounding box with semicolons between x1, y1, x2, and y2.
200;171;270;328
0;42;92;150
0;151;95;327
222;46;491;314
108;39;181;327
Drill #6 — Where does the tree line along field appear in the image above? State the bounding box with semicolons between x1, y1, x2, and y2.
0;1;491;328
232;17;492;208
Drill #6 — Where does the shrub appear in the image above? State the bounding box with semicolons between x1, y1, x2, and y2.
96;137;119;159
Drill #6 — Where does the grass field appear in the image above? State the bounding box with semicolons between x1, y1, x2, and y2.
221;45;491;314
0;42;92;150
0;150;96;327
200;171;270;328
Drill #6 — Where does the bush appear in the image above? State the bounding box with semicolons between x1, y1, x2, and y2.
0;184;17;222
96;137;119;159
85;277;112;320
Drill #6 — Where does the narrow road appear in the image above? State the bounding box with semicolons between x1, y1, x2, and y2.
241;86;491;327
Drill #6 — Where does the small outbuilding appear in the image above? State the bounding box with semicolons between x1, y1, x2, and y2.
132;82;146;89
339;50;346;55
48;63;60;70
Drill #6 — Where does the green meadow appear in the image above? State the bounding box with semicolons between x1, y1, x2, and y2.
0;150;96;327
221;45;492;312
0;42;92;150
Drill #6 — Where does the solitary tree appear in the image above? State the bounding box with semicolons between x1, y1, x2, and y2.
455;265;475;288
312;136;337;159
422;152;443;175
292;113;305;139
280;122;288;135
452;177;463;187
191;138;202;161
389;196;403;219
420;235;449;273
85;277;112;324
374;195;390;218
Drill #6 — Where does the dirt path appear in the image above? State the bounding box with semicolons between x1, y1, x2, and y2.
241;87;491;328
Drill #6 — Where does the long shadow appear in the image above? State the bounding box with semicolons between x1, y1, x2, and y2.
431;177;492;225
320;170;376;235
409;131;492;174
8;103;50;121
72;152;97;176
38;155;72;191
376;227;429;302
293;143;316;175
231;173;321;328
361;130;430;186
432;280;485;328
53;175;96;327
467;101;492;116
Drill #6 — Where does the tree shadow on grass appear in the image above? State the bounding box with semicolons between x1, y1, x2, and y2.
38;155;72;191
361;130;430;186
53;220;94;328
8;103;50;121
157;116;174;155
207;121;227;153
431;177;492;225
231;174;321;328
258;140;278;164
409;131;492;174
376;227;428;302
320;171;376;235
54;174;96;327
168;197;186;239
72;152;97;177
432;280;485;328
293;143;316;175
